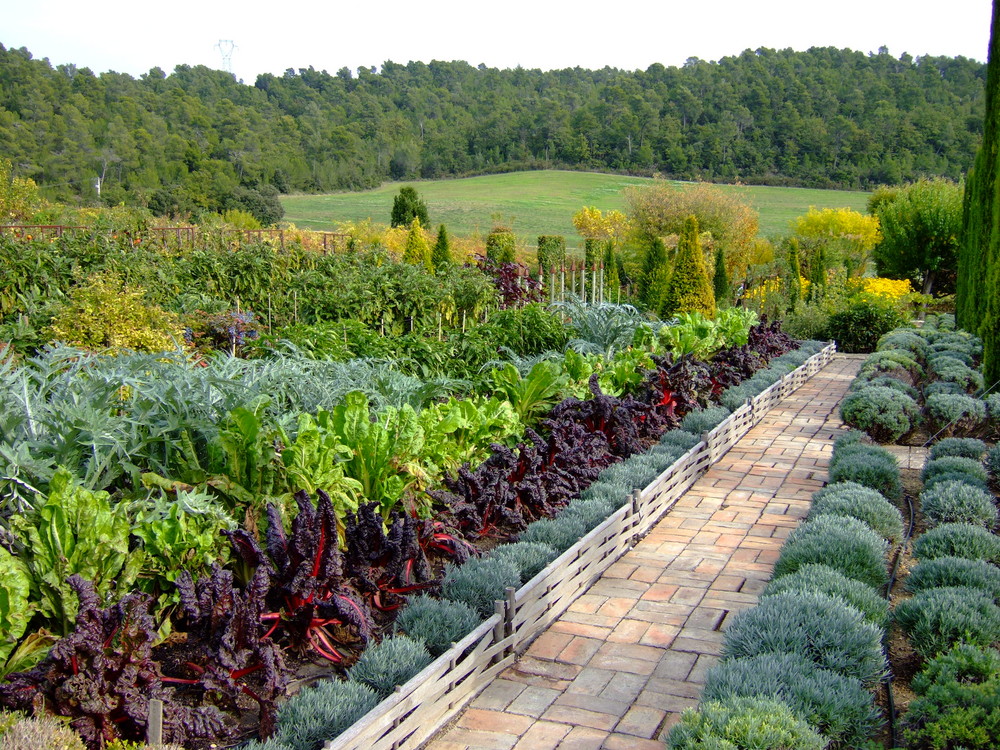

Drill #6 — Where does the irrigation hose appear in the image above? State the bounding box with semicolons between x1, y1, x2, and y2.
883;490;916;748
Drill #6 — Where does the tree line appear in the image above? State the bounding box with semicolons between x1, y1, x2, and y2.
0;44;986;222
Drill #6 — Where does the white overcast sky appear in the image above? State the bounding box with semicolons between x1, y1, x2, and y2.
2;0;993;85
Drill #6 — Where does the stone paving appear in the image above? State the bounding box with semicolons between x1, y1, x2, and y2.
425;354;862;750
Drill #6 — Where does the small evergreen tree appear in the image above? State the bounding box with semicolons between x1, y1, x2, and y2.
640;237;669;309
787;237;803;309
808;244;827;303
661;215;716;318
713;245;729;306
390;186;429;228
584;238;601;267
602;240;620;300
403;217;432;270
432;224;453;270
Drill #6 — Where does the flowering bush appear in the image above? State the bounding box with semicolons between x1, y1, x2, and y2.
184;309;261;357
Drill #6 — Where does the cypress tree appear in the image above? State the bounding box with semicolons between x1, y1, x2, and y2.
713;246;729;306
403;217;432;270
959;0;1000;386
808;245;827;303
661;215;716;319
584;238;601;267
536;235;566;274
390;186;429;228
787;238;803;309
432;224;453;270
639;237;669;310
602;240;620;300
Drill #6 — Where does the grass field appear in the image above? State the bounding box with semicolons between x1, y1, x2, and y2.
280;170;870;248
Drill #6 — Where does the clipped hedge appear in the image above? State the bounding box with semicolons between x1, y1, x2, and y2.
905;556;1000;604
920;480;998;529
828;444;902;499
840;386;921;443
666;696;826;749
807;484;904;543
761;563;889;628
347;636;433;698
395;595;482;657
929;437;989;461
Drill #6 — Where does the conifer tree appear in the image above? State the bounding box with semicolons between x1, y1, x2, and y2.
712;246;729;306
602;240;620;301
661;216;715;318
639;237;669;310
403;217;432;270
808;245;827;303
786;238;803;309
391;187;429;228
485;228;516;264
959;0;1000;386
432;224;453;270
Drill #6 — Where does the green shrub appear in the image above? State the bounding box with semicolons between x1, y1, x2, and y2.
348;635;433;697
702;652;882;746
906;556;1000;604
680;406;732;435
781;303;829;341
485;228;516;264
930;437;989;461
849;374;920;400
395;595;481;656
839;386;920;443
808;484;903;543
987;445;1000;482
490;541;559;583
828;447;902;500
832;430;868;452
929;349;975;367
773;516;888;588
660;215;715;318
924;380;965;397
274;679;380;750
827;298;906;353
878;330;931;360
913;523;1000;564
893;586;1000;659
935;364;986;393
859;349;924;380
923;456;990;485
923;470;991;493
441;558;521;618
721;591;887;685
925;393;987;435
666;696;826;749
921;480;997;529
720;383;754;410
762;563;888;628
831;440;897;468
536;235;566;273
902;643;1000;750
811;479;884;505
660;428;702;451
560;497;618;531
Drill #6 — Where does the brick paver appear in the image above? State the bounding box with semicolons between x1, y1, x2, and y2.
425;355;861;749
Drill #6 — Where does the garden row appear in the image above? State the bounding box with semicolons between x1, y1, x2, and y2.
840;313;1000;443
670;314;1000;747
243;341;835;750
0;314;816;748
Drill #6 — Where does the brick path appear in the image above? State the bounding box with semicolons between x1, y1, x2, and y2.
425;355;862;750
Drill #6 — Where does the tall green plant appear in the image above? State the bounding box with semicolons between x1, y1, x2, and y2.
661;215;715;318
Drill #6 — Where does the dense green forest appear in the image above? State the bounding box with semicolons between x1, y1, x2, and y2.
0;44;985;221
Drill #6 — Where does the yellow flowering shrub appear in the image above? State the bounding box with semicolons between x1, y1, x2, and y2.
851;277;914;300
47;274;184;354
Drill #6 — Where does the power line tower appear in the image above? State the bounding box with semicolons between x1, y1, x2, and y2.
215;39;236;74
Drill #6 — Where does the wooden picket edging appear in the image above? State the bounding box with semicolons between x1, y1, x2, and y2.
325;342;837;750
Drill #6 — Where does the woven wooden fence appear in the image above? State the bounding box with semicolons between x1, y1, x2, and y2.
326;343;837;750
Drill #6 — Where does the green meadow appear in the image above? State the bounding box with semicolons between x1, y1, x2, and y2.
281;170;870;246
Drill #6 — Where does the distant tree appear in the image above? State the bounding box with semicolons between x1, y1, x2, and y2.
391;186;429;228
625;182;758;283
872;178;963;295
791;206;881;278
403;217;432;270
661;216;715;318
0;157;44;223
713;246;729;306
432;224;453;270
